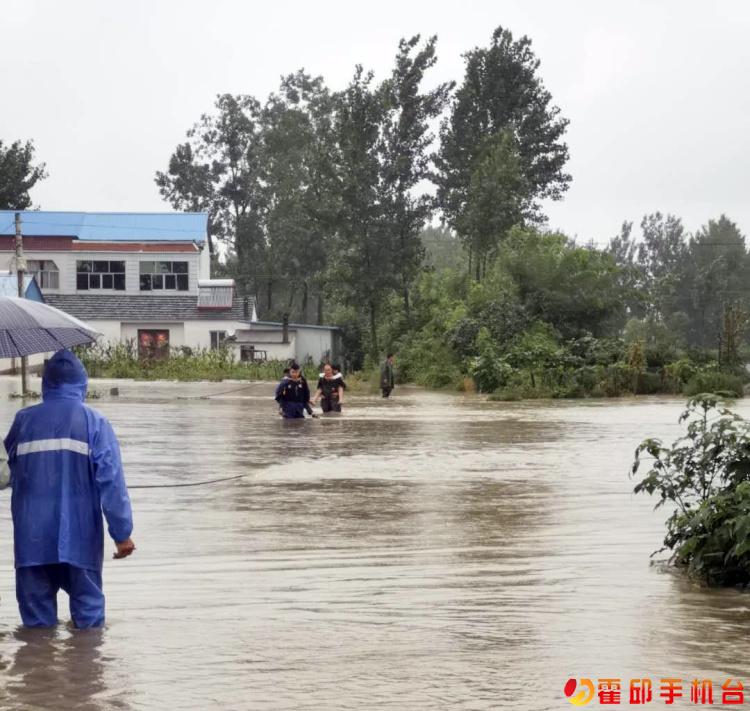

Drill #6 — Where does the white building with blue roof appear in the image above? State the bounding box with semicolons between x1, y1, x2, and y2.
0;210;340;364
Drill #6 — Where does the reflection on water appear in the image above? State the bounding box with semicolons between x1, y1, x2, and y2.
0;626;115;711
0;379;749;708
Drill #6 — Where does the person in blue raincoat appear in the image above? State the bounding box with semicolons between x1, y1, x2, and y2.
274;363;313;418
3;349;135;629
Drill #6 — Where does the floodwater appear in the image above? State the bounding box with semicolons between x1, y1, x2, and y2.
0;378;749;710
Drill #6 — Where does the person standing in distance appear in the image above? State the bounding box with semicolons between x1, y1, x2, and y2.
4;349;135;629
380;353;396;398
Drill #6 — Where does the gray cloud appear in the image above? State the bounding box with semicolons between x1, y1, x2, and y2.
2;0;748;243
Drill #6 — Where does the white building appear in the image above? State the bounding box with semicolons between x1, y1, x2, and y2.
0;210;340;364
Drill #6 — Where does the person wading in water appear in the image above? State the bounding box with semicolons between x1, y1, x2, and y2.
3;349;135;628
380;353;395;398
313;363;345;413
275;363;314;418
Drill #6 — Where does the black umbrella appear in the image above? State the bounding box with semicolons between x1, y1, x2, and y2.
0;296;98;357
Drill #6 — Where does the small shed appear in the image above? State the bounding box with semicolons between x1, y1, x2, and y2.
231;320;342;365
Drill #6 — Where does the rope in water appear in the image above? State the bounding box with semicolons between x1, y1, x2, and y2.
177;382;261;400
129;473;248;489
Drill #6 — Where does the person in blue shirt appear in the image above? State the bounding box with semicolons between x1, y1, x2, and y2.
274;363;313;418
3;349;135;629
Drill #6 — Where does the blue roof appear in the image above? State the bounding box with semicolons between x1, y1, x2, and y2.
0;211;207;243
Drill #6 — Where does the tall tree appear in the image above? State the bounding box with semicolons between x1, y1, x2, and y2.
157;94;268;298
680;215;750;348
379;35;452;319
608;221;646;318
461;130;527;280
637;212;686;319
262;71;338;321
155;142;219;254
0;139;47;210
435;25;570;255
327;67;391;356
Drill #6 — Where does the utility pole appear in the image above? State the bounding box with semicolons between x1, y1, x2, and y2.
14;212;27;396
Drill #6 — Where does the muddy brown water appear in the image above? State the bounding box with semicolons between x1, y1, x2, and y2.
0;378;749;710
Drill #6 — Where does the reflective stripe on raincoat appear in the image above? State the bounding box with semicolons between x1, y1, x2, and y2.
4;349;133;571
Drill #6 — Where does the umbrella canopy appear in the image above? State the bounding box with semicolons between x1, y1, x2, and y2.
0;296;99;357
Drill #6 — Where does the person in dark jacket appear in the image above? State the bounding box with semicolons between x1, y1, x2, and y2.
313;363;344;413
380;353;395;398
275;363;313;418
3;349;135;629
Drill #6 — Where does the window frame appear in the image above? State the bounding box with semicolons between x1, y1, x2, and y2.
210;330;228;350
26;259;60;290
76;260;126;291
139;261;189;292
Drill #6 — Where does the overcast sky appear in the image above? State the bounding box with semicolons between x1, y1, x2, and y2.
3;0;749;245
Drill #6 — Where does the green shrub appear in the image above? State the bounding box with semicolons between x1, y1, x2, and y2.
488;385;524;401
632;395;750;586
683;371;744;398
637;370;664;395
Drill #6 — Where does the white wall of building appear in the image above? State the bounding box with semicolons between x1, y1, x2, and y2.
91;320;123;343
183;319;249;350
295;328;336;364
1;249;202;296
199;245;210;281
91;318;253;352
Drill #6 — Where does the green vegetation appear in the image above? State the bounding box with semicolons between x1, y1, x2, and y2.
380;227;750;399
633;396;750;586
75;342;285;382
154;25;750;397
0;138;47;210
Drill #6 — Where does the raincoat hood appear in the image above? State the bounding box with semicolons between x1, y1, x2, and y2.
42;349;88;401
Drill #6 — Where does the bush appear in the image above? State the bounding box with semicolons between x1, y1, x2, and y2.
683;371;744;398
632;395;750;586
469;328;512;393
488;385;524;401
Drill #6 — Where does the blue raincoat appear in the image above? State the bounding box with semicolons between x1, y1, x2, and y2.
4;350;133;572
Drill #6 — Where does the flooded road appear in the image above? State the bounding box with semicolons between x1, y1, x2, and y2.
0;378;749;709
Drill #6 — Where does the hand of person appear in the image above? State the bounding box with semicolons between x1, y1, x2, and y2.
113;538;136;559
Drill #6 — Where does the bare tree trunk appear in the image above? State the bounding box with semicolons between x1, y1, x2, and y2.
369;300;378;358
317;291;324;325
301;281;309;323
287;287;295;313
402;277;411;325
266;279;273;313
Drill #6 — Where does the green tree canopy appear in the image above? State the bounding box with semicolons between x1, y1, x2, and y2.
435;25;570;242
0;139;47;210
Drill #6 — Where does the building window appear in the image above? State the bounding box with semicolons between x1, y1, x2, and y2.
138;329;170;360
77;260;125;291
26;260;59;289
139;261;189;291
240;345;267;362
210;331;227;350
